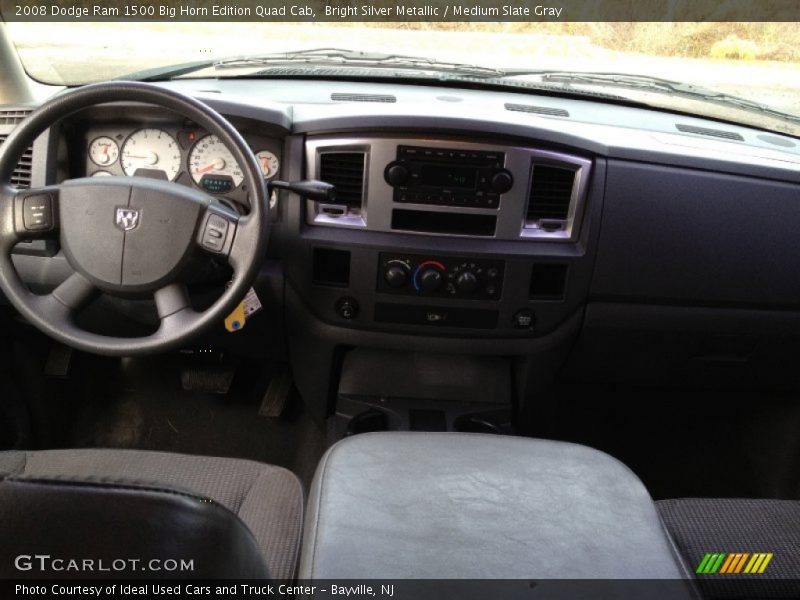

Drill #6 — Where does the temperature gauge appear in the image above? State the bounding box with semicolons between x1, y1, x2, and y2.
88;136;119;166
255;150;280;179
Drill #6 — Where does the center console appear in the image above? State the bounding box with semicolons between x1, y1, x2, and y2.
289;134;601;338
300;432;696;589
283;132;604;421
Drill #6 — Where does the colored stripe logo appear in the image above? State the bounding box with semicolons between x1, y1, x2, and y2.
696;552;773;574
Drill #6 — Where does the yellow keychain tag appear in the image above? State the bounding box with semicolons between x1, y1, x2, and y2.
224;302;247;332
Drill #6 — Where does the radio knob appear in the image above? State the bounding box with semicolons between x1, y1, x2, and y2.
384;264;409;288
490;169;513;194
384;162;411;186
455;271;479;293
418;267;444;292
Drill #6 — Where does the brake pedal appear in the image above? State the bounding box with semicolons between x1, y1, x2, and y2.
259;367;293;417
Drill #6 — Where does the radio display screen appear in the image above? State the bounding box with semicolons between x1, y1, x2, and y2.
420;165;477;189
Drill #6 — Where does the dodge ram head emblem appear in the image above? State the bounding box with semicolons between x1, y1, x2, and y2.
115;207;140;231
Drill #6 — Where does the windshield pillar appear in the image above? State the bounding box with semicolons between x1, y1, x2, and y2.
0;22;36;105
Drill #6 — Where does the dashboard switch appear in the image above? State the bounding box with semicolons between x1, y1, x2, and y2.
416;265;444;292
22;194;54;231
384;264;409;288
513;309;535;330
201;213;229;252
336;297;359;320
455;271;478;293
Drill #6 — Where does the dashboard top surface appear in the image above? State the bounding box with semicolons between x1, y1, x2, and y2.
145;78;800;183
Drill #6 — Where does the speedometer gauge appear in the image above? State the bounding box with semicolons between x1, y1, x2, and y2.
120;129;180;181
189;134;243;193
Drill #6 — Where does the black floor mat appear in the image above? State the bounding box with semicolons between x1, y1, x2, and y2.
534;384;800;501
55;353;326;489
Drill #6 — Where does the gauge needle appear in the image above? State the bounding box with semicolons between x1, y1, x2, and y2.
194;158;226;174
126;152;158;165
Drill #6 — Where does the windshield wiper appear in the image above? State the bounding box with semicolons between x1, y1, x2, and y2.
213;47;505;77
499;70;800;124
119;48;504;82
116;59;218;82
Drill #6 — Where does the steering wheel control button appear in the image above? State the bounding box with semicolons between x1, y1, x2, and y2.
336;297;359;320
22;194;54;231
513;309;535;330
202;213;229;252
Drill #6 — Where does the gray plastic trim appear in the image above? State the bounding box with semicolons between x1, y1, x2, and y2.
304;134;593;242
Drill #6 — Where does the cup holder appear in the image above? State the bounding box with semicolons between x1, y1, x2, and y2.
453;413;507;434
346;409;389;436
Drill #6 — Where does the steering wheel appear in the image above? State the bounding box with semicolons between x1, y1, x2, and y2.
0;82;268;356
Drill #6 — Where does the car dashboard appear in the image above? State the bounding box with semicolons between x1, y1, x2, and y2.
71;107;284;212
3;77;800;420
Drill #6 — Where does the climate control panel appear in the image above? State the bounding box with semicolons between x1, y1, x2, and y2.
377;253;504;300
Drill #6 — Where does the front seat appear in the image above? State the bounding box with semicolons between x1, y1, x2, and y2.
0;449;303;579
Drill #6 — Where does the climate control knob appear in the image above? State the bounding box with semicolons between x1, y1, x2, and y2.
384;264;409;288
384;162;411;186
417;266;444;292
455;271;479;293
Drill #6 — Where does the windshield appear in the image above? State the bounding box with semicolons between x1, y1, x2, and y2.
6;21;800;136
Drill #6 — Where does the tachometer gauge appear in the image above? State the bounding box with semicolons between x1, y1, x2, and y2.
255;150;280;179
88;136;119;166
189;134;243;193
120;129;181;181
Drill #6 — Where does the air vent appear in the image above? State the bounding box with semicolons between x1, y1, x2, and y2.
505;103;569;118
676;124;744;141
319;152;366;208
0;109;32;126
331;93;396;103
526;164;577;225
0;135;33;189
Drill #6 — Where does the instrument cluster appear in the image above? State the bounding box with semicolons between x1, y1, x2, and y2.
83;125;281;208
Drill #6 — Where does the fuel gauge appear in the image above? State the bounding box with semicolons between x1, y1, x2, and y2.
88;136;119;166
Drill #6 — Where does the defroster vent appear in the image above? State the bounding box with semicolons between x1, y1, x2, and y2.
319;152;366;209
0;135;33;189
675;124;744;141
526;163;577;225
331;93;396;103
505;103;569;118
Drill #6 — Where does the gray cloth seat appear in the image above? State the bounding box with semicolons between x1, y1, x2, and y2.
300;432;694;582
0;448;303;579
658;498;800;599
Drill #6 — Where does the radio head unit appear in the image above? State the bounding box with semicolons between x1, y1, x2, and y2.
384;145;513;209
